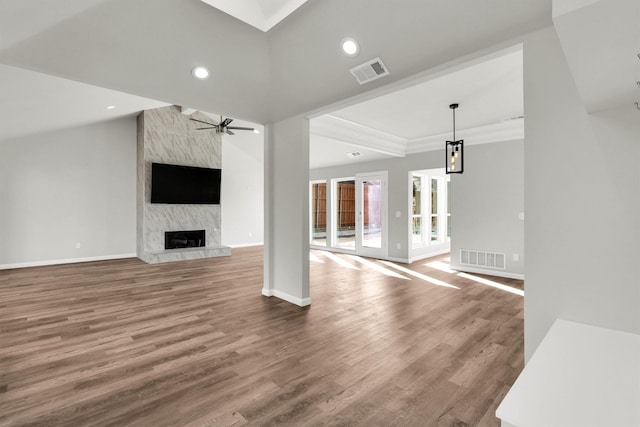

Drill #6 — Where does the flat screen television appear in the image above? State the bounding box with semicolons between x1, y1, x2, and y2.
151;163;221;204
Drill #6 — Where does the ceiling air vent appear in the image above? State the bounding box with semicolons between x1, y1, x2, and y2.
347;151;363;158
349;57;390;85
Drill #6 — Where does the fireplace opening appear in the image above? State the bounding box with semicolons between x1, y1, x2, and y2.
165;230;206;250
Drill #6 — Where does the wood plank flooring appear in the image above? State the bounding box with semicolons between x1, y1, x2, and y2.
0;247;524;426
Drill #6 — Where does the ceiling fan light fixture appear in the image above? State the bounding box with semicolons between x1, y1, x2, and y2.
341;38;359;56
189;116;256;136
191;66;210;79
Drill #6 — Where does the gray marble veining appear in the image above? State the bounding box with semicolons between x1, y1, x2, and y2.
136;106;230;263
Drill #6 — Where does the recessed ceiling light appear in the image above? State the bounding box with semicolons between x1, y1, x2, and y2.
106;105;116;110
191;66;210;79
341;38;359;56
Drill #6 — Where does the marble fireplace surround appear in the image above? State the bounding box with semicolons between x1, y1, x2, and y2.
136;105;231;264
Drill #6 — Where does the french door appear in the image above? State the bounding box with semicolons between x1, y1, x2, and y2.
355;171;387;258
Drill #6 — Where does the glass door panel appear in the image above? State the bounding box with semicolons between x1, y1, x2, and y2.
356;172;387;258
334;179;356;250
361;179;382;249
310;182;327;246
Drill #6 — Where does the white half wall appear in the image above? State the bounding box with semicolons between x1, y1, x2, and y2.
0;118;137;268
523;26;640;361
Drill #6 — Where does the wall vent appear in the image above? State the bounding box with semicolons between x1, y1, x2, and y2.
349;57;390;85
460;249;506;270
347;151;363;158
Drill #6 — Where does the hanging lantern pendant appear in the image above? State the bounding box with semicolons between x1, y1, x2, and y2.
446;103;464;174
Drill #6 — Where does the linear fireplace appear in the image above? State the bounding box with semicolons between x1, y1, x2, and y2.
165;230;206;250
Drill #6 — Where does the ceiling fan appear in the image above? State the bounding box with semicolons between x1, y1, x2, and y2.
189;116;255;135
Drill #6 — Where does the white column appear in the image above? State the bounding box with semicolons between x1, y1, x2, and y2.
262;116;310;306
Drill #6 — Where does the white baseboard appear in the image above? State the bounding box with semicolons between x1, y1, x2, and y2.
0;253;137;270
262;288;311;307
385;256;410;263
228;242;264;248
450;264;525;280
409;248;451;263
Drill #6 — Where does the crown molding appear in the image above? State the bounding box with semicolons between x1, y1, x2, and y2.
311;115;524;157
406;120;524;154
310;115;407;157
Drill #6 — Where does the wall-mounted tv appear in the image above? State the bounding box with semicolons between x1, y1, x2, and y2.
151;163;221;205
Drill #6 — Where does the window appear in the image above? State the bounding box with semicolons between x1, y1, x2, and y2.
412;176;422;246
411;172;450;248
431;178;439;241
447;180;451;239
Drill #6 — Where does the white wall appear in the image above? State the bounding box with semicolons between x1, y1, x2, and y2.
450;140;525;278
221;125;264;247
0;118;137;268
0;112;265;268
310;140;524;274
523;26;640;360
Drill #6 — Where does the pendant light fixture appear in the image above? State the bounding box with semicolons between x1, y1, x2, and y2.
446;103;463;174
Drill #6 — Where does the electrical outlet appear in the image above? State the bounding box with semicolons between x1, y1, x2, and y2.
248;232;252;237
75;242;81;249
396;243;401;250
518;212;525;220
513;253;519;262
395;211;401;218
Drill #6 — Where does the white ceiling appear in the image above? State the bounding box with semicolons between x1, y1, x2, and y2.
330;50;523;140
310;134;398;169
0;0;108;51
0;48;523;172
310;48;524;169
198;0;310;32
0;1;551;124
0;64;169;142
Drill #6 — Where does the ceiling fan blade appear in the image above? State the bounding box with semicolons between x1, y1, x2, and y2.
221;118;232;128
226;129;235;135
227;126;255;131
190;118;217;126
195;127;217;130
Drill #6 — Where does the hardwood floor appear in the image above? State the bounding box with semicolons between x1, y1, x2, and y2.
0;247;524;426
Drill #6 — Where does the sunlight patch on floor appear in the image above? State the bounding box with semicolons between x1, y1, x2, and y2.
379;260;459;289
348;255;409;280
309;253;324;263
425;260;458;273
457;272;524;296
318;251;360;270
